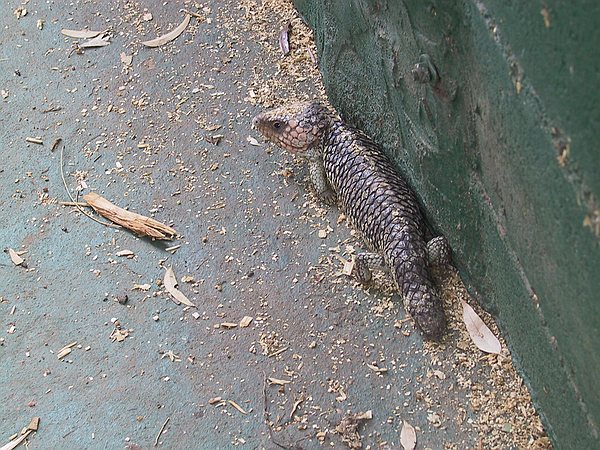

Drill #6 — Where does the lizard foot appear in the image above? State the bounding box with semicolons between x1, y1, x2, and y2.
350;252;386;284
426;236;451;267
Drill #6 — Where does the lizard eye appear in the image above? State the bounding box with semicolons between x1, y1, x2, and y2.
273;121;282;130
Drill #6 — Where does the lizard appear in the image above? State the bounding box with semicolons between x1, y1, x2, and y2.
252;101;450;340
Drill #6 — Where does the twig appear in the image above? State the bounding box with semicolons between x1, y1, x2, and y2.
268;347;289;358
154;417;170;447
1;429;33;450
59;145;119;229
262;373;290;450
59;201;90;207
181;9;204;19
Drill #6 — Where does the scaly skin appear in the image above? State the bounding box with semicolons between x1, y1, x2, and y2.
253;102;448;339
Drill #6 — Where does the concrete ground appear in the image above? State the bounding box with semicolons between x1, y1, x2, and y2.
1;0;550;449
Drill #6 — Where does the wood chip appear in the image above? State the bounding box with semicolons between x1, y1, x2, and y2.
246;136;261;146
366;363;388;374
239;316;253;328
220;322;238;329
120;52;133;66
7;249;24;266
116;249;134;257
57;341;77;360
25;137;43;145
228;400;248;414
400;421;417;450
57;347;72;360
462;300;502;354
133;283;151;291
267;377;291;386
208;397;222;405
27;417;40;431
61;29;105;38
83;192;177;239
142;14;191;48
164;267;196;307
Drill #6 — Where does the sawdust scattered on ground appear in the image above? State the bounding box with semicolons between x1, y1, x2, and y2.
243;0;551;448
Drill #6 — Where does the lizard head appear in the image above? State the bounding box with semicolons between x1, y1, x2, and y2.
252;102;332;154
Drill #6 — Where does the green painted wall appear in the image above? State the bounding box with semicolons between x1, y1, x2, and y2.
294;0;599;447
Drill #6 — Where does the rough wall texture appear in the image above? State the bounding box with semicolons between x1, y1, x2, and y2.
294;0;599;447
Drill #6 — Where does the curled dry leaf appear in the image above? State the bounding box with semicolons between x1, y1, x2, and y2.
80;33;111;48
461;300;502;354
142;14;191;48
400;421;417;450
164;267;196;307
61;29;106;39
279;23;290;55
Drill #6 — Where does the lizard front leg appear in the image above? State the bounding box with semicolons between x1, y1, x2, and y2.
307;155;337;205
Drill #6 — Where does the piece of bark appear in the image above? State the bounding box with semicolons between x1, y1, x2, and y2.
83;192;177;239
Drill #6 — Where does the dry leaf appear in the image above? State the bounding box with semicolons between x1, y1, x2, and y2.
279;23;290;55
83;192;177;239
462;300;501;354
61;29;105;38
400;421;417;450
142;14;191;48
80;33;111;48
164;267;196;307
7;249;24;266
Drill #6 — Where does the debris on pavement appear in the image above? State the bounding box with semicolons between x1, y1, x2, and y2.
6;248;25;266
142;13;192;48
163;267;196;307
400;421;417;450
61;29;106;38
335;411;372;449
462;299;502;354
83;192;178;239
1;417;39;450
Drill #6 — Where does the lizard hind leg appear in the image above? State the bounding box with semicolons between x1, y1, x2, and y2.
351;252;387;284
426;236;451;267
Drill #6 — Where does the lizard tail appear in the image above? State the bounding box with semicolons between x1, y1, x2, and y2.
391;251;446;340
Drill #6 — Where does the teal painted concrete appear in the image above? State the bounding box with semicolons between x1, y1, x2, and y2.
294;0;600;447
